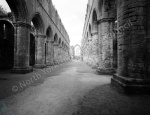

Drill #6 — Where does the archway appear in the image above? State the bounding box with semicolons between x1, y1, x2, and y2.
46;26;53;39
58;38;61;46
92;10;98;32
31;13;45;67
31;13;44;34
0;20;14;69
5;0;28;21
46;26;53;65
74;44;81;60
54;34;58;44
53;34;58;64
29;33;35;66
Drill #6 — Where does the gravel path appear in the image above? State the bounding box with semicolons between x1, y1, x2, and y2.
1;60;150;115
0;61;111;115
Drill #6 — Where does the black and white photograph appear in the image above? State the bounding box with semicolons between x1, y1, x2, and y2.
0;0;150;115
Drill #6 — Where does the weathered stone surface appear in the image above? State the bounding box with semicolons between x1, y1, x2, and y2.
0;0;71;73
81;0;150;94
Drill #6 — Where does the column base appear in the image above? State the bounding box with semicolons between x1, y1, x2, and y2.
11;66;33;74
96;68;115;75
111;74;150;95
34;64;47;69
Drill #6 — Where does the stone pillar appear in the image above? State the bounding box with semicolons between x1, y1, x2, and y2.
91;31;99;69
34;34;47;68
53;43;58;65
59;46;63;64
46;40;54;66
11;22;33;74
97;18;115;75
111;0;150;94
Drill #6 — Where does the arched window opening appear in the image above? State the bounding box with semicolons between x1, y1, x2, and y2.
92;10;98;32
58;38;61;46
54;34;58;44
46;26;53;40
31;13;44;35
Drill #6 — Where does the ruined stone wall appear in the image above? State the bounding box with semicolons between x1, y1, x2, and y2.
82;0;150;94
0;0;70;73
81;0;99;68
82;0;116;70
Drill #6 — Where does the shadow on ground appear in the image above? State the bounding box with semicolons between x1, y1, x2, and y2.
73;84;150;115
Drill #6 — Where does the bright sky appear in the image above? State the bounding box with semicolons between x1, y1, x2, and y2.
52;0;87;46
0;0;87;46
0;0;10;12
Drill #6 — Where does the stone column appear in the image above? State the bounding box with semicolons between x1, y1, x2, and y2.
91;31;99;69
11;22;33;74
34;34;47;68
53;43;59;65
97;18;115;75
111;0;150;94
46;40;54;66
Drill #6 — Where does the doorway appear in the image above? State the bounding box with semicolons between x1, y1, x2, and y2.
0;20;14;70
29;34;35;66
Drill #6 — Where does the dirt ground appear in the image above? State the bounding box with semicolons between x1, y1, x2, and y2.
1;60;150;115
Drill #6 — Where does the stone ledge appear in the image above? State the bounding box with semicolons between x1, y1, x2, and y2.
111;74;150;95
11;66;33;74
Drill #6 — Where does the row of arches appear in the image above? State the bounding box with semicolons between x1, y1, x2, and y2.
0;18;69;70
82;0;117;69
82;0;150;94
85;9;98;41
53;34;69;50
0;0;70;73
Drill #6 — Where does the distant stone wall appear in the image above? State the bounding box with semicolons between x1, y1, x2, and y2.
0;0;70;73
82;0;150;94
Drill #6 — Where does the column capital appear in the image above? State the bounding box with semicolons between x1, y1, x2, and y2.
13;21;32;29
97;18;115;24
35;34;46;38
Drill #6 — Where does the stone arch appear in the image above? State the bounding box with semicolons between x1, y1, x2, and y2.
92;10;98;32
5;0;28;21
99;0;116;16
54;33;58;43
74;44;81;57
74;44;81;50
46;26;53;39
58;38;61;46
89;24;92;38
31;13;44;34
0;20;15;69
98;0;104;16
29;33;35;66
62;41;64;48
